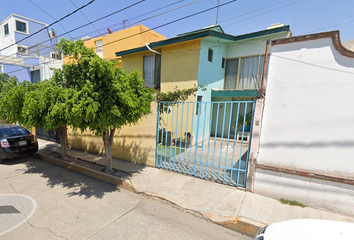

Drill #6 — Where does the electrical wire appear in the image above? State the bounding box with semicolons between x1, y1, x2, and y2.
4;0;238;75
223;0;302;28
0;0;198;65
28;0;73;39
0;0;145;64
0;0;96;52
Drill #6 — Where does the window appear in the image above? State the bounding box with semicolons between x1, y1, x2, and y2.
4;23;9;35
196;96;202;115
15;20;27;34
50;52;61;60
143;54;161;89
17;46;29;55
95;40;103;58
31;70;40;84
224;55;268;90
221;57;225;68
208;48;213;62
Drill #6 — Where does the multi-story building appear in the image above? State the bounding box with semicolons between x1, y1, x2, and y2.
0;14;62;83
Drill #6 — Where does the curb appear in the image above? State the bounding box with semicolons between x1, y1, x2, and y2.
36;152;135;192
221;217;265;237
36;151;264;237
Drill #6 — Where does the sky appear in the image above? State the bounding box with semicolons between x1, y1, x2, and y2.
1;0;354;44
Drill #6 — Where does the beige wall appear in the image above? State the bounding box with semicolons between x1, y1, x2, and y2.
68;102;157;167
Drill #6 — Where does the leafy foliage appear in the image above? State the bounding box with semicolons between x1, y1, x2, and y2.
0;73;18;96
54;38;155;172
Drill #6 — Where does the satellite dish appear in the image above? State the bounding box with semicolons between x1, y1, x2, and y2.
49;28;56;38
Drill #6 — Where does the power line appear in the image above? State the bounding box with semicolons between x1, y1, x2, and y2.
28;0;73;39
0;1;145;64
219;0;293;23
1;0;196;64
72;0;186;40
4;0;238;75
0;0;96;52
68;0;101;36
223;0;302;28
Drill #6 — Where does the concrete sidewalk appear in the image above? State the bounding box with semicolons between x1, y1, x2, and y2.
36;139;354;237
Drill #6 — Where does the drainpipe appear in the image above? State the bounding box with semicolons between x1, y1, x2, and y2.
260;40;270;99
145;43;161;55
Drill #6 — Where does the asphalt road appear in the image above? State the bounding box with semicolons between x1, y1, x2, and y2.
0;156;251;240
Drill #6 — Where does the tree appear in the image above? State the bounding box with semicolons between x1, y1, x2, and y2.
0;73;18;95
54;39;154;173
0;81;36;125
21;80;75;157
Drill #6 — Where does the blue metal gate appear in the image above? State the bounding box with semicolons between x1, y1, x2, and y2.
156;101;255;187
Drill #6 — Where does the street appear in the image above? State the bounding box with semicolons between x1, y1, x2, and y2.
0;156;250;240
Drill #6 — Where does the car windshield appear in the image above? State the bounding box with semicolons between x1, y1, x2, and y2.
0;127;29;138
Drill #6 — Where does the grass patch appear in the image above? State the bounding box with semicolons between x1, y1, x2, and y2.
157;145;185;157
278;198;307;208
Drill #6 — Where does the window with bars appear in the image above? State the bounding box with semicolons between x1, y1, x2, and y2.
31;70;40;84
224;55;268;90
208;48;213;62
17;46;29;55
143;54;161;90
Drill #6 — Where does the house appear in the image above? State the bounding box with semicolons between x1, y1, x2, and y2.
253;31;354;215
113;24;291;187
66;25;166;167
0;14;62;83
115;24;291;141
63;24;167;65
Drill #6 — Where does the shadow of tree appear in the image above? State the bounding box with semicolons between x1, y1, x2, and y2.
19;157;119;199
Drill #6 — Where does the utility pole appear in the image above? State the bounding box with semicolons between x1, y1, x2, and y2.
123;19;128;29
216;0;220;24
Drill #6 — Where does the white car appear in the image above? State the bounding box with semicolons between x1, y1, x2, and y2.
255;219;354;240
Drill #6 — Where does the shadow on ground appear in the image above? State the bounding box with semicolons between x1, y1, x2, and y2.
3;153;119;199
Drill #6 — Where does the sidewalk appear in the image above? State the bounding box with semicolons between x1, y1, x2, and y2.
36;139;354;237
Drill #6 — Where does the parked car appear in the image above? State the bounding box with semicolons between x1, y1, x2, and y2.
255;219;354;240
0;125;38;163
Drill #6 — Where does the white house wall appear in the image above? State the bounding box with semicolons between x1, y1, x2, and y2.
254;33;354;215
39;56;62;81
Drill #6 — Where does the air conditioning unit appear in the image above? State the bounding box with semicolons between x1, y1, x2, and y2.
49;28;56;38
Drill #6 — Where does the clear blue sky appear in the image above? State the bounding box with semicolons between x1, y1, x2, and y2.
1;0;353;43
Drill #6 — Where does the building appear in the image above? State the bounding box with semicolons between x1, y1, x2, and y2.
0;14;62;83
63;24;167;66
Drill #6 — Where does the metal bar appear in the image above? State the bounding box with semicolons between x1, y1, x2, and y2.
224;102;234;183
178;103;185;171
161;102;165;167
199;102;208;177
169;103;174;167
164;103;170;167
193;101;201;174
217;102;227;180
188;102;196;173
237;103;248;185
231;102;241;183
205;102;214;179
174;103;179;168
212;102;220;180
155;102;161;167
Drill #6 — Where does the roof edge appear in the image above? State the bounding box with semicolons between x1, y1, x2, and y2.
272;31;354;58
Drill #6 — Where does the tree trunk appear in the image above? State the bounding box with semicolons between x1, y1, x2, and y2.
103;127;116;174
57;126;68;158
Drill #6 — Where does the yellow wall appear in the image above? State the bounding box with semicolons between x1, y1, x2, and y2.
68;102;157;167
63;24;166;64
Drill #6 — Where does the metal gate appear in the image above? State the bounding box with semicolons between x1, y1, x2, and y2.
35;127;60;143
156;101;255;187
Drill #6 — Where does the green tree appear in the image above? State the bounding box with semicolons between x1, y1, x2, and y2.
21;80;76;157
0;81;36;125
55;39;154;173
0;73;18;95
